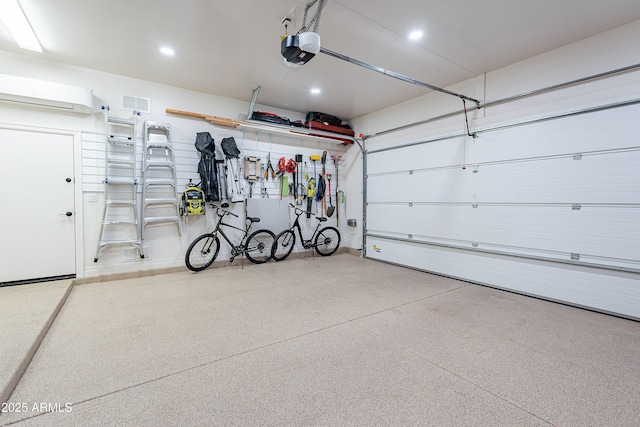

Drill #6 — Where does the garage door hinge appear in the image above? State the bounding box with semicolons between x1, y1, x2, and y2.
408;234;413;239
571;253;580;261
472;203;479;208
573;153;582;160
572;204;581;210
409;170;413;175
409;202;413;207
472;242;479;248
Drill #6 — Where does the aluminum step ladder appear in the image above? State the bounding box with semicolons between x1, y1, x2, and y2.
141;121;182;242
94;106;143;262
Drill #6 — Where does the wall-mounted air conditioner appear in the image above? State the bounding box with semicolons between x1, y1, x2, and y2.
0;74;93;115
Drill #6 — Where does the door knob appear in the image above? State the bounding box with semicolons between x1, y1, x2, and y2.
60;211;73;217
66;178;72;182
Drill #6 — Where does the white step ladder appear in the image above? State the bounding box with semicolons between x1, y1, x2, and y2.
141;121;182;242
94;106;144;262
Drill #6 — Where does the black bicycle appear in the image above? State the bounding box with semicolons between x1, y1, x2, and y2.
271;203;341;261
185;206;276;271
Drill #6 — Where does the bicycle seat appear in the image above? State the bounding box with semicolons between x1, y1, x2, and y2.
317;217;327;222
247;216;260;223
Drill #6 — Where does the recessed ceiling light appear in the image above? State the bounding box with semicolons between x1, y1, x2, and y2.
160;46;175;56
408;30;423;41
310;88;321;95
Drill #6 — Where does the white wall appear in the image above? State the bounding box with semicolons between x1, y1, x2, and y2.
0;50;352;279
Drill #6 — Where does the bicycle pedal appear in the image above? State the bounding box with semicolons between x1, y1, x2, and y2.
229;257;234;263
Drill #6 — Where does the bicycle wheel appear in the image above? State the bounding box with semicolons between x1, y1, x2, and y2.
314;226;340;256
245;229;276;264
185;233;220;272
272;229;296;261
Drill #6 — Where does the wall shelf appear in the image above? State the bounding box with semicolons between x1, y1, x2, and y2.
239;119;356;145
165;107;356;145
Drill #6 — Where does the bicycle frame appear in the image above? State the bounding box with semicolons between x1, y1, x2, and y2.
211;208;253;253
288;206;325;249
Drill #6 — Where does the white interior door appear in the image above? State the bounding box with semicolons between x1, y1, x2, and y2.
0;128;76;283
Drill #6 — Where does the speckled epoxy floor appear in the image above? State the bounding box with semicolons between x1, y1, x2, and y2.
2;253;639;426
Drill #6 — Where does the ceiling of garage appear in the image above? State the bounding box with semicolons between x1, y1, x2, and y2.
1;1;640;120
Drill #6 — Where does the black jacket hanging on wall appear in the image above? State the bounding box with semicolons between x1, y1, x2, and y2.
195;132;219;202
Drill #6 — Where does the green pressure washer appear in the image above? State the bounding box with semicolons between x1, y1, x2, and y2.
180;179;205;216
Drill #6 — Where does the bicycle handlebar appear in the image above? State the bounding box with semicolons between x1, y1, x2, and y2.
212;205;238;218
289;203;314;217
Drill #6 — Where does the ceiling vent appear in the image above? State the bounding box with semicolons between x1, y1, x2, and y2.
0;74;93;114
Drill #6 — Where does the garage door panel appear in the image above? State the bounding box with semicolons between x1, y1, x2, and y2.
366;237;640;320
469;104;640;164
367;137;465;174
368;150;640;204
473;152;639;204
366;169;473;203
368;104;640;176
368;204;639;262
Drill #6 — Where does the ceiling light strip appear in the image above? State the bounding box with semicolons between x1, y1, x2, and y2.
0;0;42;52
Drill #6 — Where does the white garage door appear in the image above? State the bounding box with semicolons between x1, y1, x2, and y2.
0;128;76;284
364;101;640;320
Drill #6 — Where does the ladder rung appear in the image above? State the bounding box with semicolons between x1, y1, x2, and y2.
146;122;170;129
144;216;180;223
108;159;135;166
144;178;175;186
105;177;137;185
144;198;178;205
145;161;174;168
147;143;172;149
106;200;136;206
108;135;135;144
102;220;138;225
109;117;135;126
98;239;141;247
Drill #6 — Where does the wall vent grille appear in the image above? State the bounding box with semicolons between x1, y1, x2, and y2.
122;95;150;113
